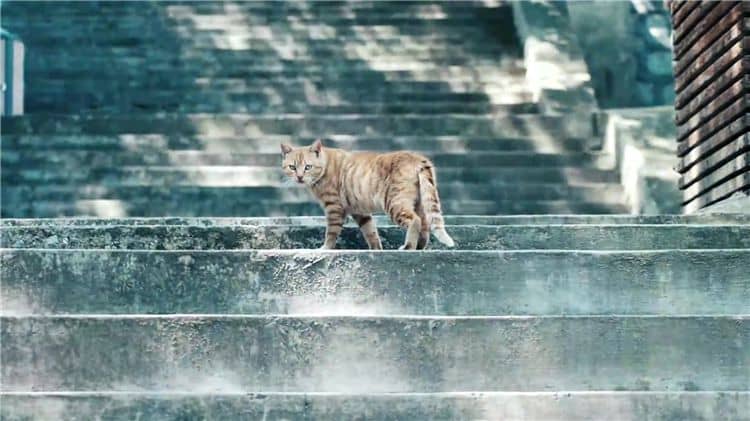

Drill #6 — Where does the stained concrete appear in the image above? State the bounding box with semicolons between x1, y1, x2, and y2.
2;392;749;421
3;224;750;250
2;249;748;315
3;315;748;392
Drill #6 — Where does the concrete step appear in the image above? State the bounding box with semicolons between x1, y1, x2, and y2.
33;66;527;83
1;184;625;206
25;92;535;114
26;55;525;72
12;12;517;25
18;28;512;45
2;314;748;391
27;88;529;105
4;214;747;227
23;38;519;55
20;100;539;115
1;134;587;153
2;391;748;421
3;224;748;251
26;46;521;64
1;199;630;218
15;34;519;53
2;166;619;186
1;151;614;170
31;66;526;83
3;249;747;315
1;114;594;138
12;4;515;18
25;63;527;83
4;1;513;15
10;16;518;31
30;77;530;95
23;99;534;115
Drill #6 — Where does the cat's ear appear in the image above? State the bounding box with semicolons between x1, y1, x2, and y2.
310;139;323;157
280;143;293;156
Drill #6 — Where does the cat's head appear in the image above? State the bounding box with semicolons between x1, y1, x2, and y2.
280;139;326;185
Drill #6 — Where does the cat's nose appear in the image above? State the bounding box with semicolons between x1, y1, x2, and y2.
296;175;304;183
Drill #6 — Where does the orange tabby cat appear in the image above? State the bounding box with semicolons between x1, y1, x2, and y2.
281;139;455;250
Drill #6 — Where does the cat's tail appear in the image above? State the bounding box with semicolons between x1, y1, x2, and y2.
418;162;455;247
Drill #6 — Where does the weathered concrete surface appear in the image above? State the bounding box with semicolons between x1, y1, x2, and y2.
0;113;594;138
3;214;748;227
2;392;748;421
3;224;750;250
2;249;748;316
511;1;598;113
2;197;631;218
599;107;681;214
3;315;748;392
1;182;625;203
1;134;589;153
2;150;617;169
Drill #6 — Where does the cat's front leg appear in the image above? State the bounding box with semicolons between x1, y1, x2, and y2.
321;204;346;249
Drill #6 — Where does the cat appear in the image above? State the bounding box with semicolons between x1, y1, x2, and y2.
281;139;455;250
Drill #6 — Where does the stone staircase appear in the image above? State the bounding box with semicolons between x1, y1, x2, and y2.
2;215;750;419
1;1;749;420
0;0;627;218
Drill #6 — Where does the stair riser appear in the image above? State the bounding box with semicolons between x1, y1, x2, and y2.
10;14;517;24
3;225;748;251
24;90;525;104
25;58;525;73
1;186;626;206
24;67;527;81
0;151;614;170
0;200;631;218
26;100;538;116
2;136;582;153
2;250;748;315
1;115;593;138
4;215;748;227
2;393;748;421
22;100;536;114
9;22;517;36
3;316;748;392
29;80;530;95
13;31;520;44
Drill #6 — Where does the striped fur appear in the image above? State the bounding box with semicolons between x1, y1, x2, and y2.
281;139;455;250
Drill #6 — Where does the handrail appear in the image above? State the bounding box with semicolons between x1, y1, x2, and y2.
1;28;19;40
1;27;22;115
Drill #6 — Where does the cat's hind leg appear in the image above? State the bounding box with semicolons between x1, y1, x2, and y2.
353;214;383;250
389;207;421;250
416;209;431;250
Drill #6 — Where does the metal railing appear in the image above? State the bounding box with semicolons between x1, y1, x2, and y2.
1;27;24;115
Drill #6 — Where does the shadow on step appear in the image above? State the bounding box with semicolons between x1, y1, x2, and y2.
0;1;623;217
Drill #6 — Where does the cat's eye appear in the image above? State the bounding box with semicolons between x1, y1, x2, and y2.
288;165;296;170
304;164;312;171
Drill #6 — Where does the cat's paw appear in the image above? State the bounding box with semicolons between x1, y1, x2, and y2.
319;244;334;250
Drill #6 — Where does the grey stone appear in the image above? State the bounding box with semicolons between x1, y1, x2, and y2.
0;214;746;227
3;315;748;392
3;224;750;251
2;249;748;315
2;392;749;421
